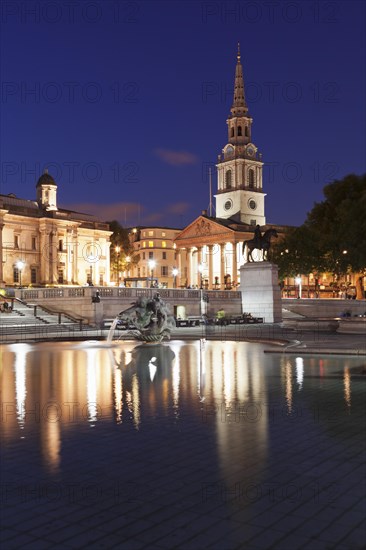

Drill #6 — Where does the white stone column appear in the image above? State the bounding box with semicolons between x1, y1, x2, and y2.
220;243;225;290
176;249;182;288
232;242;238;284
208;245;214;290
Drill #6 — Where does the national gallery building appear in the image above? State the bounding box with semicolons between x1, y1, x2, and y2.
0;173;112;287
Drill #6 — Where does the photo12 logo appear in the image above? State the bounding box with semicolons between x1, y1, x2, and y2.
0;1;141;25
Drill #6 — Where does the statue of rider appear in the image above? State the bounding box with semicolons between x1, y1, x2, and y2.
254;225;262;250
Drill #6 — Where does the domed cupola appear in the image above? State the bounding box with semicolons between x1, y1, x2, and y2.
36;169;58;211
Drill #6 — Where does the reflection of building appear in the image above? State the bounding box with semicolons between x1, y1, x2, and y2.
0;172;112;286
174;46;286;289
128;226;182;287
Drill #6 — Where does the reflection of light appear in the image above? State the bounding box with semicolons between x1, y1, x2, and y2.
343;367;351;409
131;374;140;430
198;339;206;402
14;344;29;430
114;367;123;423
284;360;292;413
44;418;61;473
86;350;97;425
148;357;157;382
172;354;180;413
295;357;304;390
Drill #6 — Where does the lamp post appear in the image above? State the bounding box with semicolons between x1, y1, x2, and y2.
148;259;156;287
172;267;178;289
16;260;25;287
115;246;121;286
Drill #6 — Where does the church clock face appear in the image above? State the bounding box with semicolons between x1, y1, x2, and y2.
224;199;233;211
248;199;257;210
246;145;255;156
226;145;234;156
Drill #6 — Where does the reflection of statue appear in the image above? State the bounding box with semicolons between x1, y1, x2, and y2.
242;228;278;262
118;293;175;342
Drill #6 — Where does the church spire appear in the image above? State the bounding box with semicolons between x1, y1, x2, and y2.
231;42;248;116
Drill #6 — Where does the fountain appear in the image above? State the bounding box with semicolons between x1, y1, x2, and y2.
107;292;175;344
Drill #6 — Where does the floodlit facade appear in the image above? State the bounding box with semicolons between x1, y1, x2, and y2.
0;172;112;286
174;45;286;290
128;226;182;288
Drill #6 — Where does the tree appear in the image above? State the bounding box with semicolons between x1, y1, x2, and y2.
108;221;138;284
273;174;366;298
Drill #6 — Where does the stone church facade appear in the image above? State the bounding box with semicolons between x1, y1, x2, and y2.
174;45;286;289
0;172;112;287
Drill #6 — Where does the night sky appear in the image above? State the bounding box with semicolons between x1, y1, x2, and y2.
1;0;365;229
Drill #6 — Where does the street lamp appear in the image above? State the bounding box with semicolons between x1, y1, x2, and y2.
16;260;25;287
198;263;203;289
172;267;178;289
295;276;302;299
148;259;156;287
115;246;121;286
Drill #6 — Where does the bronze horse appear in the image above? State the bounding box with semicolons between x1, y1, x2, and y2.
242;228;278;262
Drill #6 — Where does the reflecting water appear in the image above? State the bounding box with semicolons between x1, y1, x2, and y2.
1;340;365;547
1;341;364;466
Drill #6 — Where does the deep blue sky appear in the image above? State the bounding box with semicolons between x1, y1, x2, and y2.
1;0;365;228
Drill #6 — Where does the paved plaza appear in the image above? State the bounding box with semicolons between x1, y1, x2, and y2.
1;326;365;550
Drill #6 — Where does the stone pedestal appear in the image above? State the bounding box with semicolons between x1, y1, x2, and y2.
239;262;282;323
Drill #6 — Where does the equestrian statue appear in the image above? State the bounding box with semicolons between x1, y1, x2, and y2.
242;225;278;262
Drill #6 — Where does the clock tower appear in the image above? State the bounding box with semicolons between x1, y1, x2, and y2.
215;44;266;225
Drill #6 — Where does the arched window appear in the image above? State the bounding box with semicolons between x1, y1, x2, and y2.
238;126;242;136
225;170;232;189
248;169;255;188
231;127;234;137
245;126;249;137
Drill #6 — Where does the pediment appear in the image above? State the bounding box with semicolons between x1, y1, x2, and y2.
175;216;235;243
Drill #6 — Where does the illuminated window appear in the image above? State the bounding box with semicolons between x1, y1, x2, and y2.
162;232;166;237
142;231;146;237
142;241;146;247
148;231;154;236
148;241;154;248
162;241;167;248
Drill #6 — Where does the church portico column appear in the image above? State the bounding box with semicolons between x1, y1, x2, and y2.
187;247;194;287
232;242;238;285
176;249;182;288
220;244;226;290
208;245;214;290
